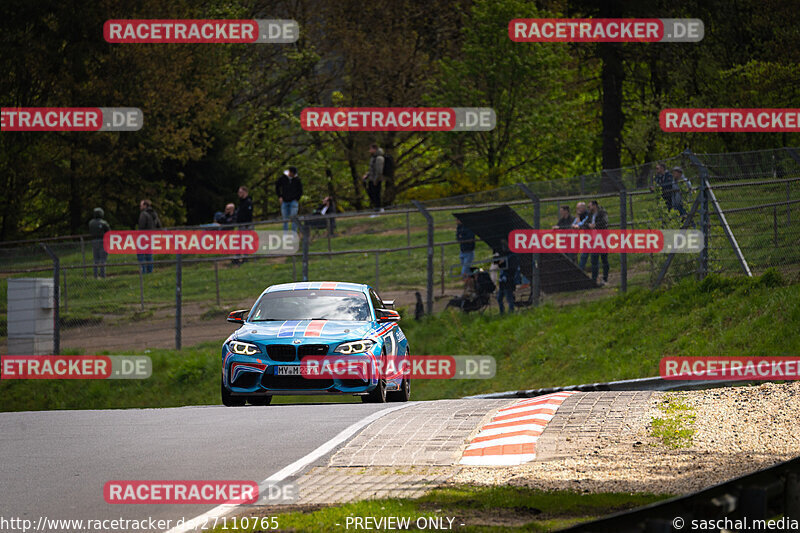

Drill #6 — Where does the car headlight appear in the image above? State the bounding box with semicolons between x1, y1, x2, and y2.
334;340;376;355
229;340;261;356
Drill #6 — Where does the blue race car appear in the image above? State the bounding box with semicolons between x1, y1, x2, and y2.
221;282;411;406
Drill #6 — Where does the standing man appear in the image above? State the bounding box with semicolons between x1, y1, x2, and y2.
362;143;385;212
88;207;110;279
494;238;519;315
236;185;253;229
552;205;572;229
670;167;691;217
572;201;590;270
456;219;475;279
652;162;673;211
587;200;610;285
137;199;161;274
276;167;302;232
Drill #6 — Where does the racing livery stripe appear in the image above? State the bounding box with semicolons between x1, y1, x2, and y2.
304;320;326;337
278;320;302;337
293;282;310;290
319;282;338;290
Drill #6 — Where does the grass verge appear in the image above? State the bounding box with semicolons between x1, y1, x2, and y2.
1;272;798;411
650;394;696;448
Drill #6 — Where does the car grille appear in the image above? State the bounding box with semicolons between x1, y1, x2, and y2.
262;374;333;390
298;344;329;357
266;344;296;362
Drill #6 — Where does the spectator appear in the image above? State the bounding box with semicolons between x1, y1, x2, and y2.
670;167;691;217
552;205;572;229
362;144;385;212
587;200;609;285
456;220;475;279
276;166;302;232
236;186;253;229
653;162;673;210
308;196;337;235
572;202;591;270
137;199;161;274
88;207;110;279
220;203;236;227
494;238;520;314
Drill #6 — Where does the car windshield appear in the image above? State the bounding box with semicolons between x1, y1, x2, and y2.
250;289;371;322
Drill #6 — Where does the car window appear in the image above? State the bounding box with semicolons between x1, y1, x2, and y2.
250;290;371;321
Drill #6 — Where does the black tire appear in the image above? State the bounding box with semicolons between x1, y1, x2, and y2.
387;348;411;402
248;395;272;406
221;379;246;407
387;376;410;402
361;377;387;403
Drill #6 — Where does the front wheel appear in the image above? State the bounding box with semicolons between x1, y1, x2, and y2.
361;378;387;403
221;379;246;407
387;348;411;402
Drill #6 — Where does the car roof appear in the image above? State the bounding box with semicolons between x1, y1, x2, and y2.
262;281;371;295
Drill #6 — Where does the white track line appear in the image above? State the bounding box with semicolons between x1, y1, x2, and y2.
472;423;546;438
460;454;536;466
163;403;414;533
464;434;539;450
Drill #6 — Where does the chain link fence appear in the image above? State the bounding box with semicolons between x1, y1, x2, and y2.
1;147;798;354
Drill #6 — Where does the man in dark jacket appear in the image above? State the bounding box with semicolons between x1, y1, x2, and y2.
456;220;475;279
276;167;302;232
137;199;161;274
236;185;253;229
572;202;591;270
88;207;110;278
362;144;385;211
494;238;519;314
653;162;673;210
588;200;609;285
552;205;572;229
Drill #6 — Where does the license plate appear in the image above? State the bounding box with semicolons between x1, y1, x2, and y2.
275;366;302;376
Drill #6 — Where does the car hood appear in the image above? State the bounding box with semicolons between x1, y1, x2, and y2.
232;320;378;343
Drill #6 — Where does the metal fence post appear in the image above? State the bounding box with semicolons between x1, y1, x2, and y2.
517;183;540;306
40;244;60;355
62;267;68;312
619;189;627;292
440;244;445;295
139;268;144;311
375;252;380;291
176;254;182;350
413;200;434;315
406;211;411;258
301;223;310;282
214;260;221;307
699;175;709;279
80;236;86;278
327;218;332;259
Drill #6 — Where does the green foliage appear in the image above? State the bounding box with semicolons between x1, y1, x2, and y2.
650;395;696;449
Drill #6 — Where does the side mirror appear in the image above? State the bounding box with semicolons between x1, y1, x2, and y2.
377;308;400;322
227;309;248;324
383;299;395;309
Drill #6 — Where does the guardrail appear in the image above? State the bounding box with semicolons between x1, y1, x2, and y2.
561;454;800;532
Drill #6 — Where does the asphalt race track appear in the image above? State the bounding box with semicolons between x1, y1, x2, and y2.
0;403;399;531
